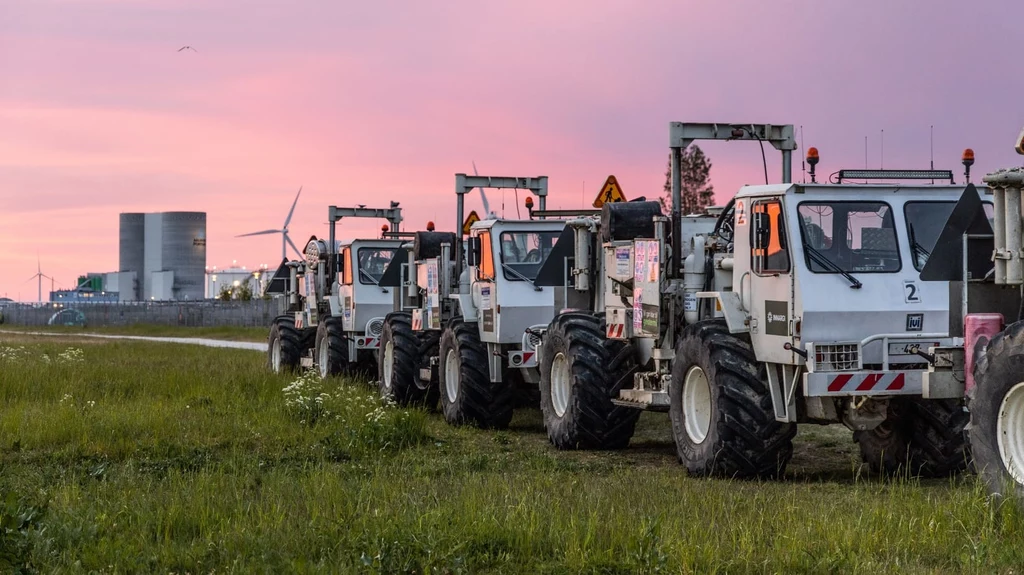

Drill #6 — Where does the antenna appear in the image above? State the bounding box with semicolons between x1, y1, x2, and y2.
864;136;868;170
930;125;934;185
880;129;884;169
800;125;806;184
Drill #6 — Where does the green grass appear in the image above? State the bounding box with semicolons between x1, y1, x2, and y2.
1;334;1023;573
0;324;268;342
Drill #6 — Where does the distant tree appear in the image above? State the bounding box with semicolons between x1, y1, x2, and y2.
217;285;233;301
660;145;714;215
237;281;254;302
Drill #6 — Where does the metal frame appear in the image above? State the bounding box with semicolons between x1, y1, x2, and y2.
326;202;403;288
668;122;796;277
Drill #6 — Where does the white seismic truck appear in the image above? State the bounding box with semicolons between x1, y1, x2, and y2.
266;202;406;378
536;121;987;479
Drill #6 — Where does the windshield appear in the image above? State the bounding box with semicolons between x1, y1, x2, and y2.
356;248;395;285
798;201;900;273
904;201;995;271
499;231;560;281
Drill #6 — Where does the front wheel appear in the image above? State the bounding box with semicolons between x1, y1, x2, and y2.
970;320;1024;501
539;312;639;450
438;318;513;429
315;316;350;378
378;312;439;408
268;315;301;374
669;320;795;479
853;397;971;478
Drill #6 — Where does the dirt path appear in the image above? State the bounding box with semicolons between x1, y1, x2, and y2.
0;330;265;351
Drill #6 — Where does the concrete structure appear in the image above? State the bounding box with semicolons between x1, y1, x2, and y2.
119;211;206;301
206;264;271;298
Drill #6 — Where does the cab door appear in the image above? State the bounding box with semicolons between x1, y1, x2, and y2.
748;198;795;363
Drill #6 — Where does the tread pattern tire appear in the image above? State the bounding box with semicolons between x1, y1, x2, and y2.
970;319;1024;500
378;312;439;408
854;397;971;478
315;316;350;378
268;315;302;374
540;312;639;450
439;318;513;429
669;319;796;479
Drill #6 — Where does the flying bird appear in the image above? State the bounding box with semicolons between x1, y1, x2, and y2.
178;46;197;52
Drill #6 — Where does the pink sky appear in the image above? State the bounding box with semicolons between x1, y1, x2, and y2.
2;0;1023;300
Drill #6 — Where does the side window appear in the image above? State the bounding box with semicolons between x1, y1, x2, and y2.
751;199;790;274
342;248;353;286
477;231;494;280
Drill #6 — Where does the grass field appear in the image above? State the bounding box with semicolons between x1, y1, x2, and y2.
1;333;1023;573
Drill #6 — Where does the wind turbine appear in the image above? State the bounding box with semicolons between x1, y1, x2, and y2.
25;256;54;302
472;161;497;219
236;186;304;261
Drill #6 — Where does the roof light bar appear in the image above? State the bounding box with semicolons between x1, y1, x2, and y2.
837;169;954;183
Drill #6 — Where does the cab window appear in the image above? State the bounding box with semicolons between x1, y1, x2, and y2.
477;231;494;281
751;199;790;274
342;247;353;285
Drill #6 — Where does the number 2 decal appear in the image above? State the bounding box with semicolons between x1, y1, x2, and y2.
904;280;920;303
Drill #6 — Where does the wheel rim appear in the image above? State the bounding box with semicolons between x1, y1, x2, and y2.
318;337;329;379
271;338;282;373
682;365;712;444
383;340;395;390
445;348;459;403
997;382;1024;486
550;352;572;418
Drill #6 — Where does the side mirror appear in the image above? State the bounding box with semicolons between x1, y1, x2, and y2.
467;236;481;267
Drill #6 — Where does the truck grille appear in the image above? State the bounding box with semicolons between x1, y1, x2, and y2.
366;318;384;338
814;343;860;372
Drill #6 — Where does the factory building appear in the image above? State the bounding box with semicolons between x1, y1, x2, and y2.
116;212;207;301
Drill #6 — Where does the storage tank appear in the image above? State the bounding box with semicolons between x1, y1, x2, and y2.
118;213;145;300
160;212;207;300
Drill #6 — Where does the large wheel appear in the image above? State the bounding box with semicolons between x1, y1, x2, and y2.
268;315;302;374
378;312;439;408
970;320;1024;501
315;316;350;378
539;312;640;450
438;318;513;429
854;397;970;478
669;320;796;479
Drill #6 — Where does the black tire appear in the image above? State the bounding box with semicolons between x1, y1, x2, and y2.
378;312;439;408
970;320;1024;500
539;312;640;450
854;397;971;478
669;320;796;479
267;315;302;374
438;318;513;429
315;316;350;378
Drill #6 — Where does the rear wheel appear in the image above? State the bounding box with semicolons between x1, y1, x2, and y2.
539;312;639;449
669;320;795;479
970;320;1024;501
439;318;513;429
315;316;350;378
378;312;439;407
268;315;301;374
854;397;971;478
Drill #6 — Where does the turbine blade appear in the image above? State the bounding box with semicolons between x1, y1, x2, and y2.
283;185;302;228
285;233;303;258
236;229;282;237
472;161;491;217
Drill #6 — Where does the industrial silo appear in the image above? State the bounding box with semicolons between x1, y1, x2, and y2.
160;212;207;300
118;213;145;300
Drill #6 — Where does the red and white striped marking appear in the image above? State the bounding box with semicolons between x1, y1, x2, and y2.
804;371;923;396
607;323;626;339
356;336;380;349
508;350;537;368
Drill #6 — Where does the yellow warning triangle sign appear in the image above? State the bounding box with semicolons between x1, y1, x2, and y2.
592;175;627;208
462;210;481;235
